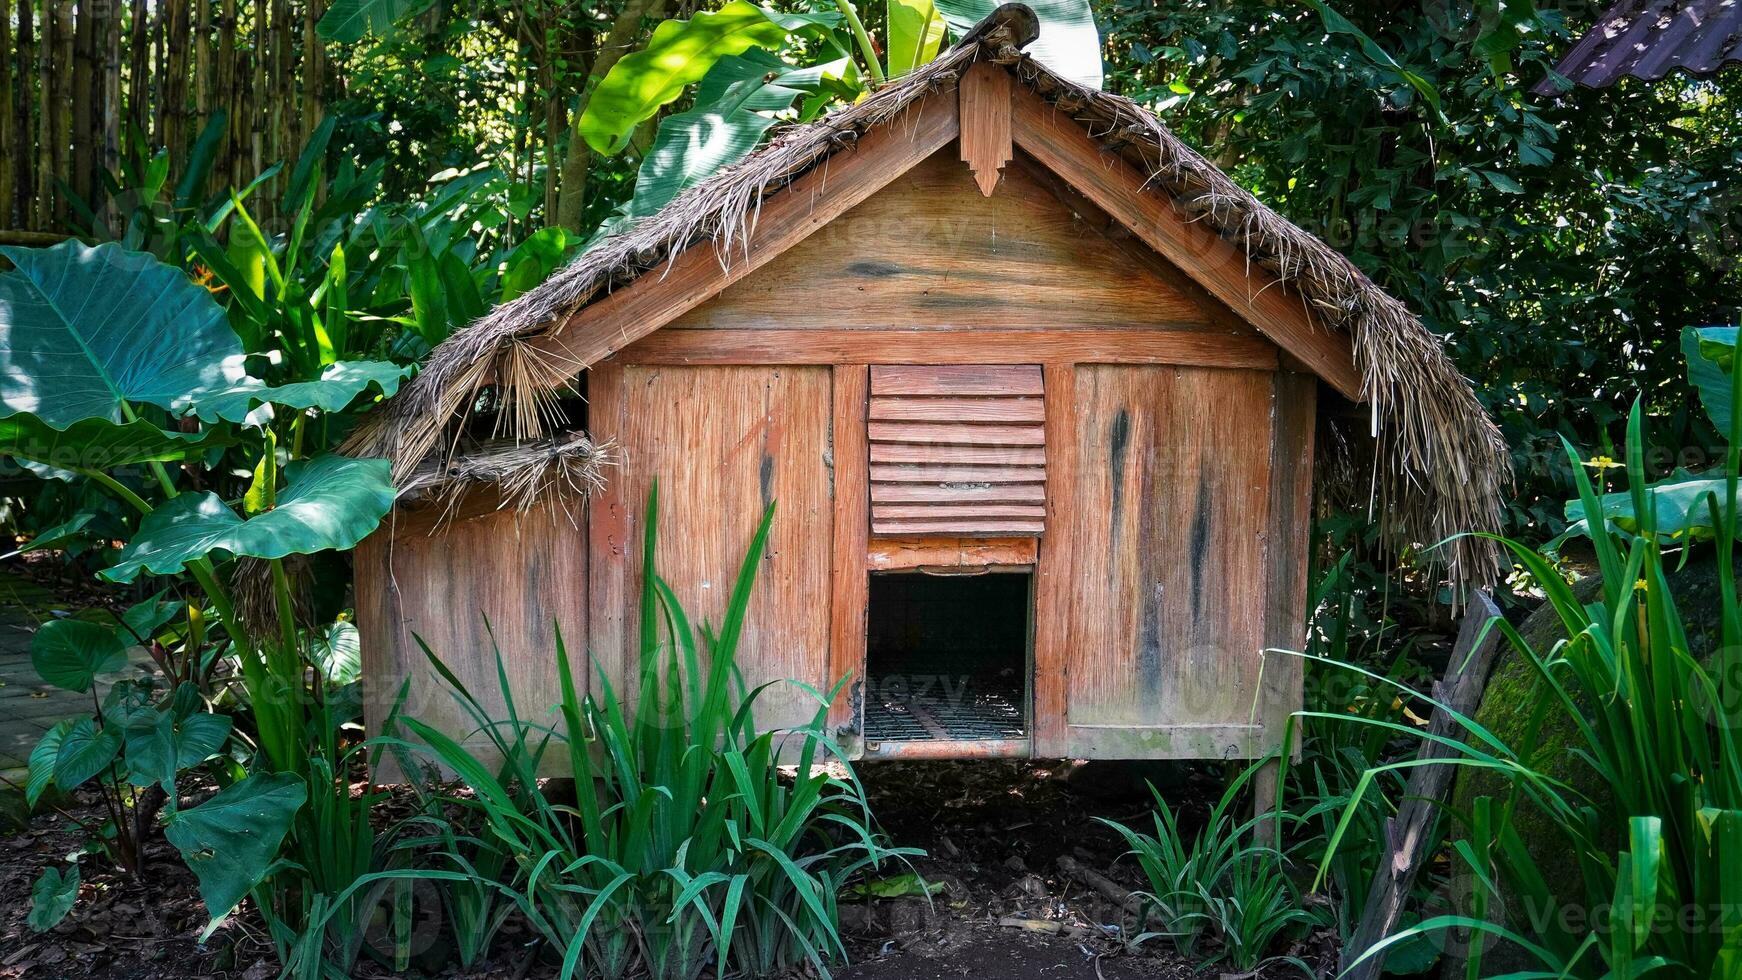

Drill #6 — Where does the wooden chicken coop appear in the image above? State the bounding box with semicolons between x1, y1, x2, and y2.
347;7;1507;768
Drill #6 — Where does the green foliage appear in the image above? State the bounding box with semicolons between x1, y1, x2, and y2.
886;0;946;76
396;487;914;978
315;0;432;43
28;865;80;933
1324;339;1742;975
595;0;1102;233
621;51;850;227
165;772;309;923
579;2;799;156
1562;328;1742;543
1098;0;1742;542
53;717;125;792
30;619;128;693
1099;761;1314;972
100;456;395;583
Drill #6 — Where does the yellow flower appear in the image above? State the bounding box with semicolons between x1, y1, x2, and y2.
1584;455;1621;471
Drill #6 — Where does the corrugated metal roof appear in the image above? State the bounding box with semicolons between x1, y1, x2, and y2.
1535;0;1742;94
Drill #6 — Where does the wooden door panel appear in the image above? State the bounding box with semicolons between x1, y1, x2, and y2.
591;364;834;731
1045;364;1273;758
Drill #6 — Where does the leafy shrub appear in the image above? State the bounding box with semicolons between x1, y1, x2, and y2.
395;486;914;979
1099;760;1316;973
1327;333;1742;978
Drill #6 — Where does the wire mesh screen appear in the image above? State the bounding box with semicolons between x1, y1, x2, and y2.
861;571;1031;742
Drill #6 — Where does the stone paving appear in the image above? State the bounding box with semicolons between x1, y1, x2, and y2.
0;570;144;789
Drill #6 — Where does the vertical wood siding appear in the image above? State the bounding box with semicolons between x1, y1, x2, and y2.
1064;365;1274;732
355;498;589;765
590;364;835;731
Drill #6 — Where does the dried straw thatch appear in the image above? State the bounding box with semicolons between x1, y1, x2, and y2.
395;431;611;521
345;4;1510;590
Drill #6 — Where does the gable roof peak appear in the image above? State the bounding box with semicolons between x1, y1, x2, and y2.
348;5;1511;592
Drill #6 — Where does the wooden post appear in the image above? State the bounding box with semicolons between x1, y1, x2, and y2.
1342;590;1505;979
827;365;870;735
1251;756;1281;847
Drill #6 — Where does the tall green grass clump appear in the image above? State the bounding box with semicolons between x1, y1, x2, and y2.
396;486;914;979
1328;328;1742;978
1099;760;1317;974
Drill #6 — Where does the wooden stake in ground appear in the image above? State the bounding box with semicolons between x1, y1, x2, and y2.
1341;590;1504;979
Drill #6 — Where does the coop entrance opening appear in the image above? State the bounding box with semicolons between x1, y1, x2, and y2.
861;570;1031;751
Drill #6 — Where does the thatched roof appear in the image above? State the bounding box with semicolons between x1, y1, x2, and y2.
394;431;610;517
346;4;1510;590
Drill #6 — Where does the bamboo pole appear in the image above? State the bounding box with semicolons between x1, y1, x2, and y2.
71;0;95;216
165;0;189;156
37;0;57;227
102;0;119;225
126;0;146;145
301;0;323;149
52;0;72;226
16;0;35;229
215;0;235;189
0;0;14;228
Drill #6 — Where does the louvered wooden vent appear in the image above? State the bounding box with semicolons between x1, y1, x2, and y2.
867;365;1046;537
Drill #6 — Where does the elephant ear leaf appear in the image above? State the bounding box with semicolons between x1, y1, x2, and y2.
28;865;80;932
185;360;413;424
0;240;246;428
31;619;128;692
166;772;306;924
100;455;395;583
0;416;234;469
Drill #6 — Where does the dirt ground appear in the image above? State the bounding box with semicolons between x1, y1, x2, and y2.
0;758;1332;979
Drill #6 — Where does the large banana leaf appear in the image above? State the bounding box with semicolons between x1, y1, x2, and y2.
0;240;245;428
315;0;432;42
887;0;947;76
578;1;795;156
935;0;1102;88
1685;325;1737;433
1564;470;1739;543
623;52;846;224
101;455;395;583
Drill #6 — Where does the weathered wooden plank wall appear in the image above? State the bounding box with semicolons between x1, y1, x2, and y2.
355;497;589;763
588;364;835;731
663;150;1248;335
1053;364;1274;756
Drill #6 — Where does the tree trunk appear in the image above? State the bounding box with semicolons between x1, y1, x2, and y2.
48;0;72;227
553;0;668;233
